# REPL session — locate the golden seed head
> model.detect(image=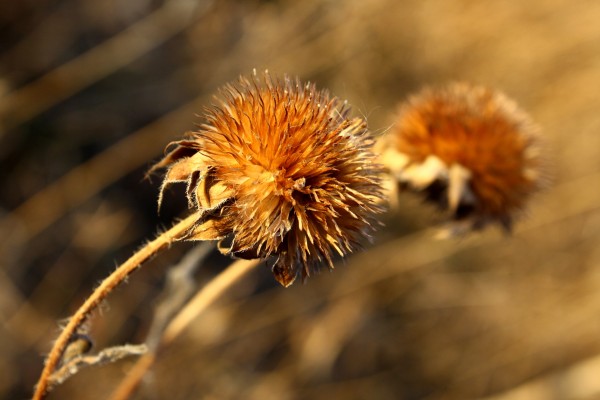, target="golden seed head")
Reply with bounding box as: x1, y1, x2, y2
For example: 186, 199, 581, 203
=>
152, 72, 384, 286
386, 82, 545, 234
